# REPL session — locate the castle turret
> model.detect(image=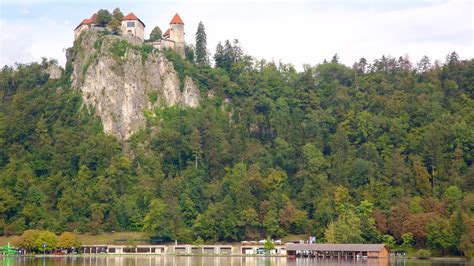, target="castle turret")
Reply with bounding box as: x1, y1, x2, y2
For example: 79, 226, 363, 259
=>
169, 13, 185, 57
